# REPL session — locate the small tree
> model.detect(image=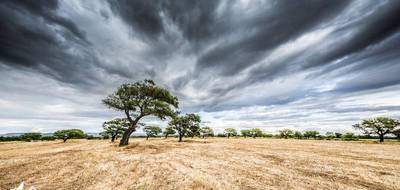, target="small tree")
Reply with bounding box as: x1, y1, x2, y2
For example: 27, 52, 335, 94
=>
325, 132, 335, 140
169, 113, 201, 142
163, 126, 176, 138
143, 125, 162, 140
241, 129, 251, 138
249, 128, 263, 138
335, 133, 342, 138
303, 130, 319, 139
342, 132, 357, 141
294, 131, 302, 139
54, 129, 86, 142
200, 126, 214, 138
102, 118, 129, 142
279, 129, 294, 139
224, 128, 237, 138
103, 80, 178, 146
353, 117, 400, 142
